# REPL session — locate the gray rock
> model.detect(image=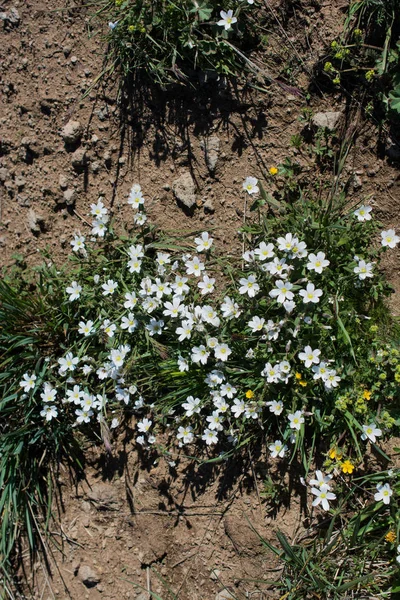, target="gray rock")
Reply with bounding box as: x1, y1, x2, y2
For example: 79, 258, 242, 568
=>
63, 46, 72, 57
15, 176, 26, 190
0, 7, 20, 25
352, 173, 362, 190
59, 175, 68, 190
172, 172, 196, 209
0, 167, 10, 182
63, 188, 76, 206
71, 147, 87, 171
215, 591, 235, 600
201, 135, 220, 173
204, 198, 215, 214
311, 111, 341, 131
27, 209, 44, 234
91, 161, 101, 174
61, 120, 83, 145
78, 565, 101, 588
